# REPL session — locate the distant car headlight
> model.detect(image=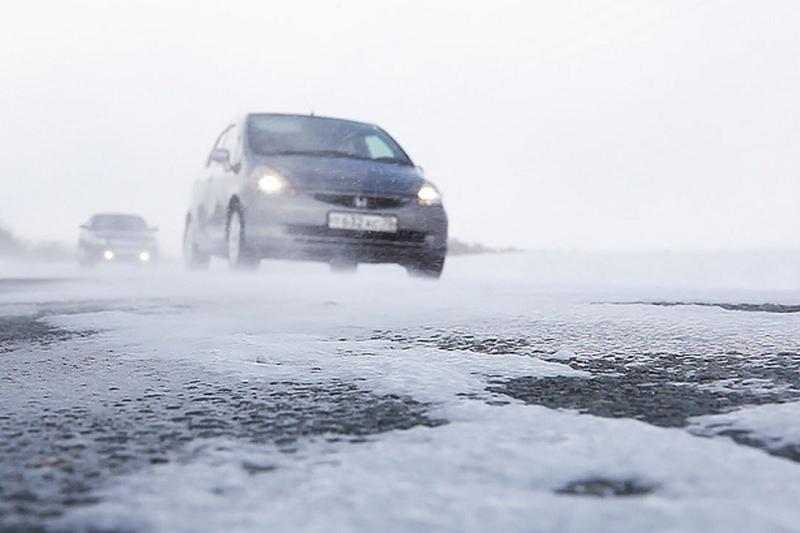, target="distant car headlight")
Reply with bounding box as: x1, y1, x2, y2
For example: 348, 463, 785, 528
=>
139, 251, 151, 262
417, 183, 442, 206
254, 169, 289, 195
103, 250, 114, 260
